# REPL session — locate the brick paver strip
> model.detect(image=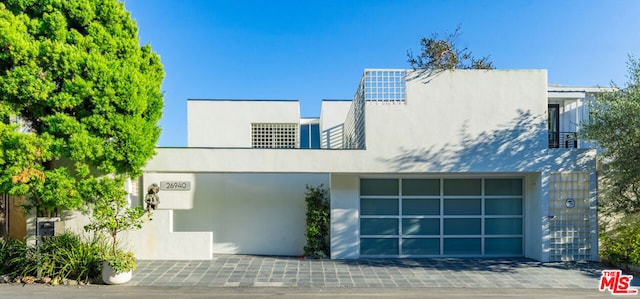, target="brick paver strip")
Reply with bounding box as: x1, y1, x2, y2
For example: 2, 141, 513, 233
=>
128, 255, 605, 289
